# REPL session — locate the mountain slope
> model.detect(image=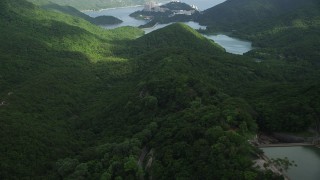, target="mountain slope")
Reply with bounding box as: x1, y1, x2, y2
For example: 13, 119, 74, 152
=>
132, 23, 225, 54
197, 0, 317, 31
1, 0, 319, 179
194, 0, 320, 134
0, 0, 142, 178
0, 1, 267, 179
197, 0, 320, 63
242, 5, 320, 62
41, 3, 123, 25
